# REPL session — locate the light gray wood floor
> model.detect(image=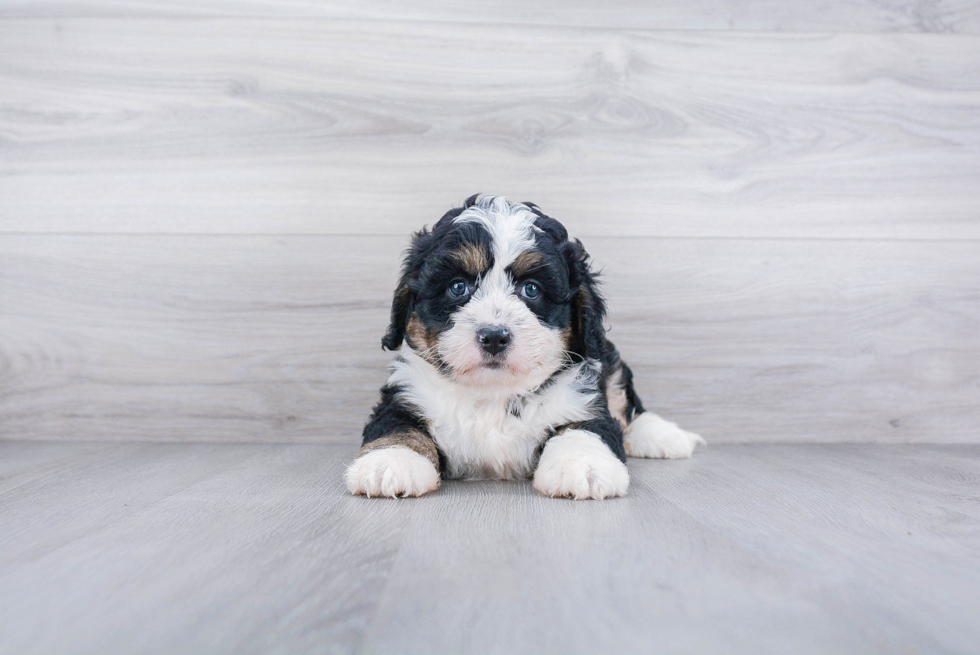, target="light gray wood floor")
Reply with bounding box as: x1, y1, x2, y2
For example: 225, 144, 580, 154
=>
1, 441, 978, 655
